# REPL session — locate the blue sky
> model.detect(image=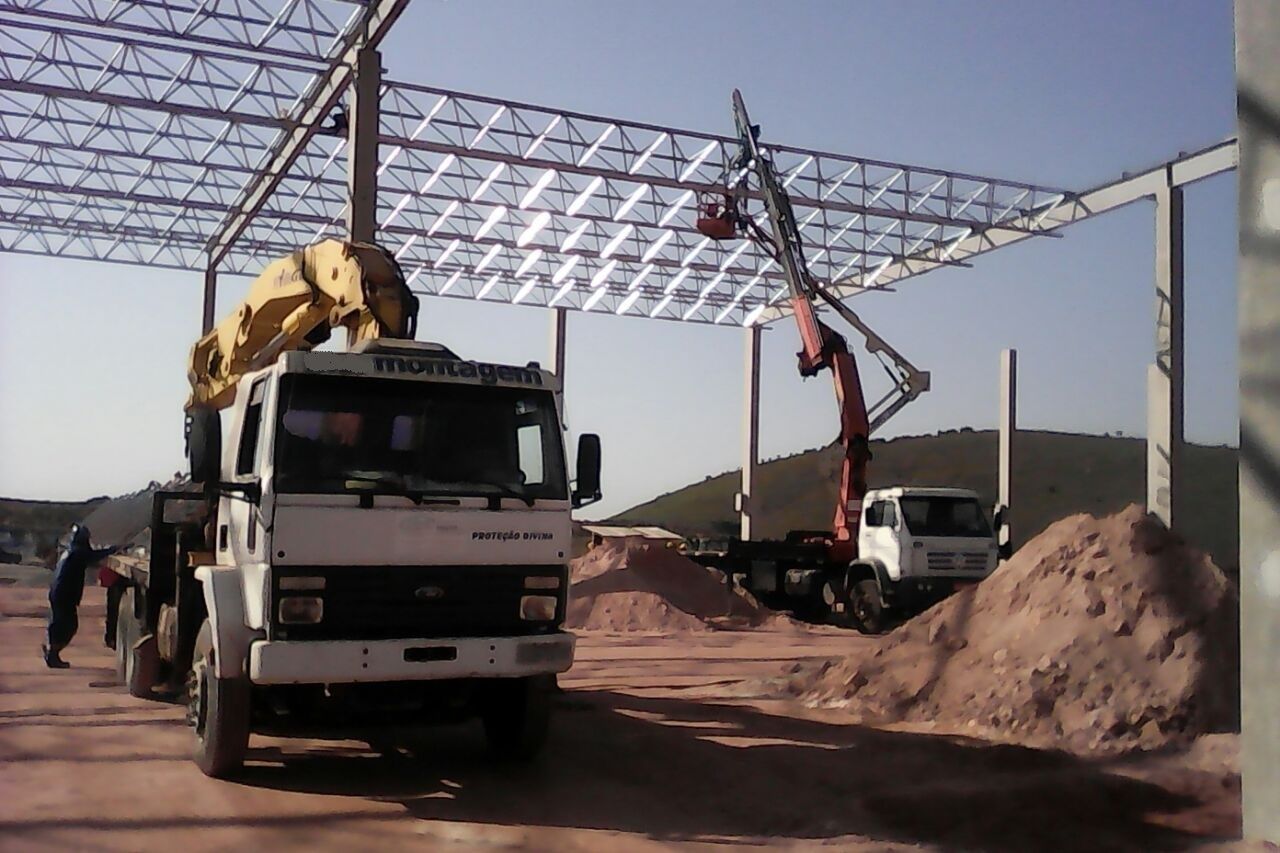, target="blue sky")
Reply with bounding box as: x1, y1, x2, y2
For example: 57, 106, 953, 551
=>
0, 1, 1238, 519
